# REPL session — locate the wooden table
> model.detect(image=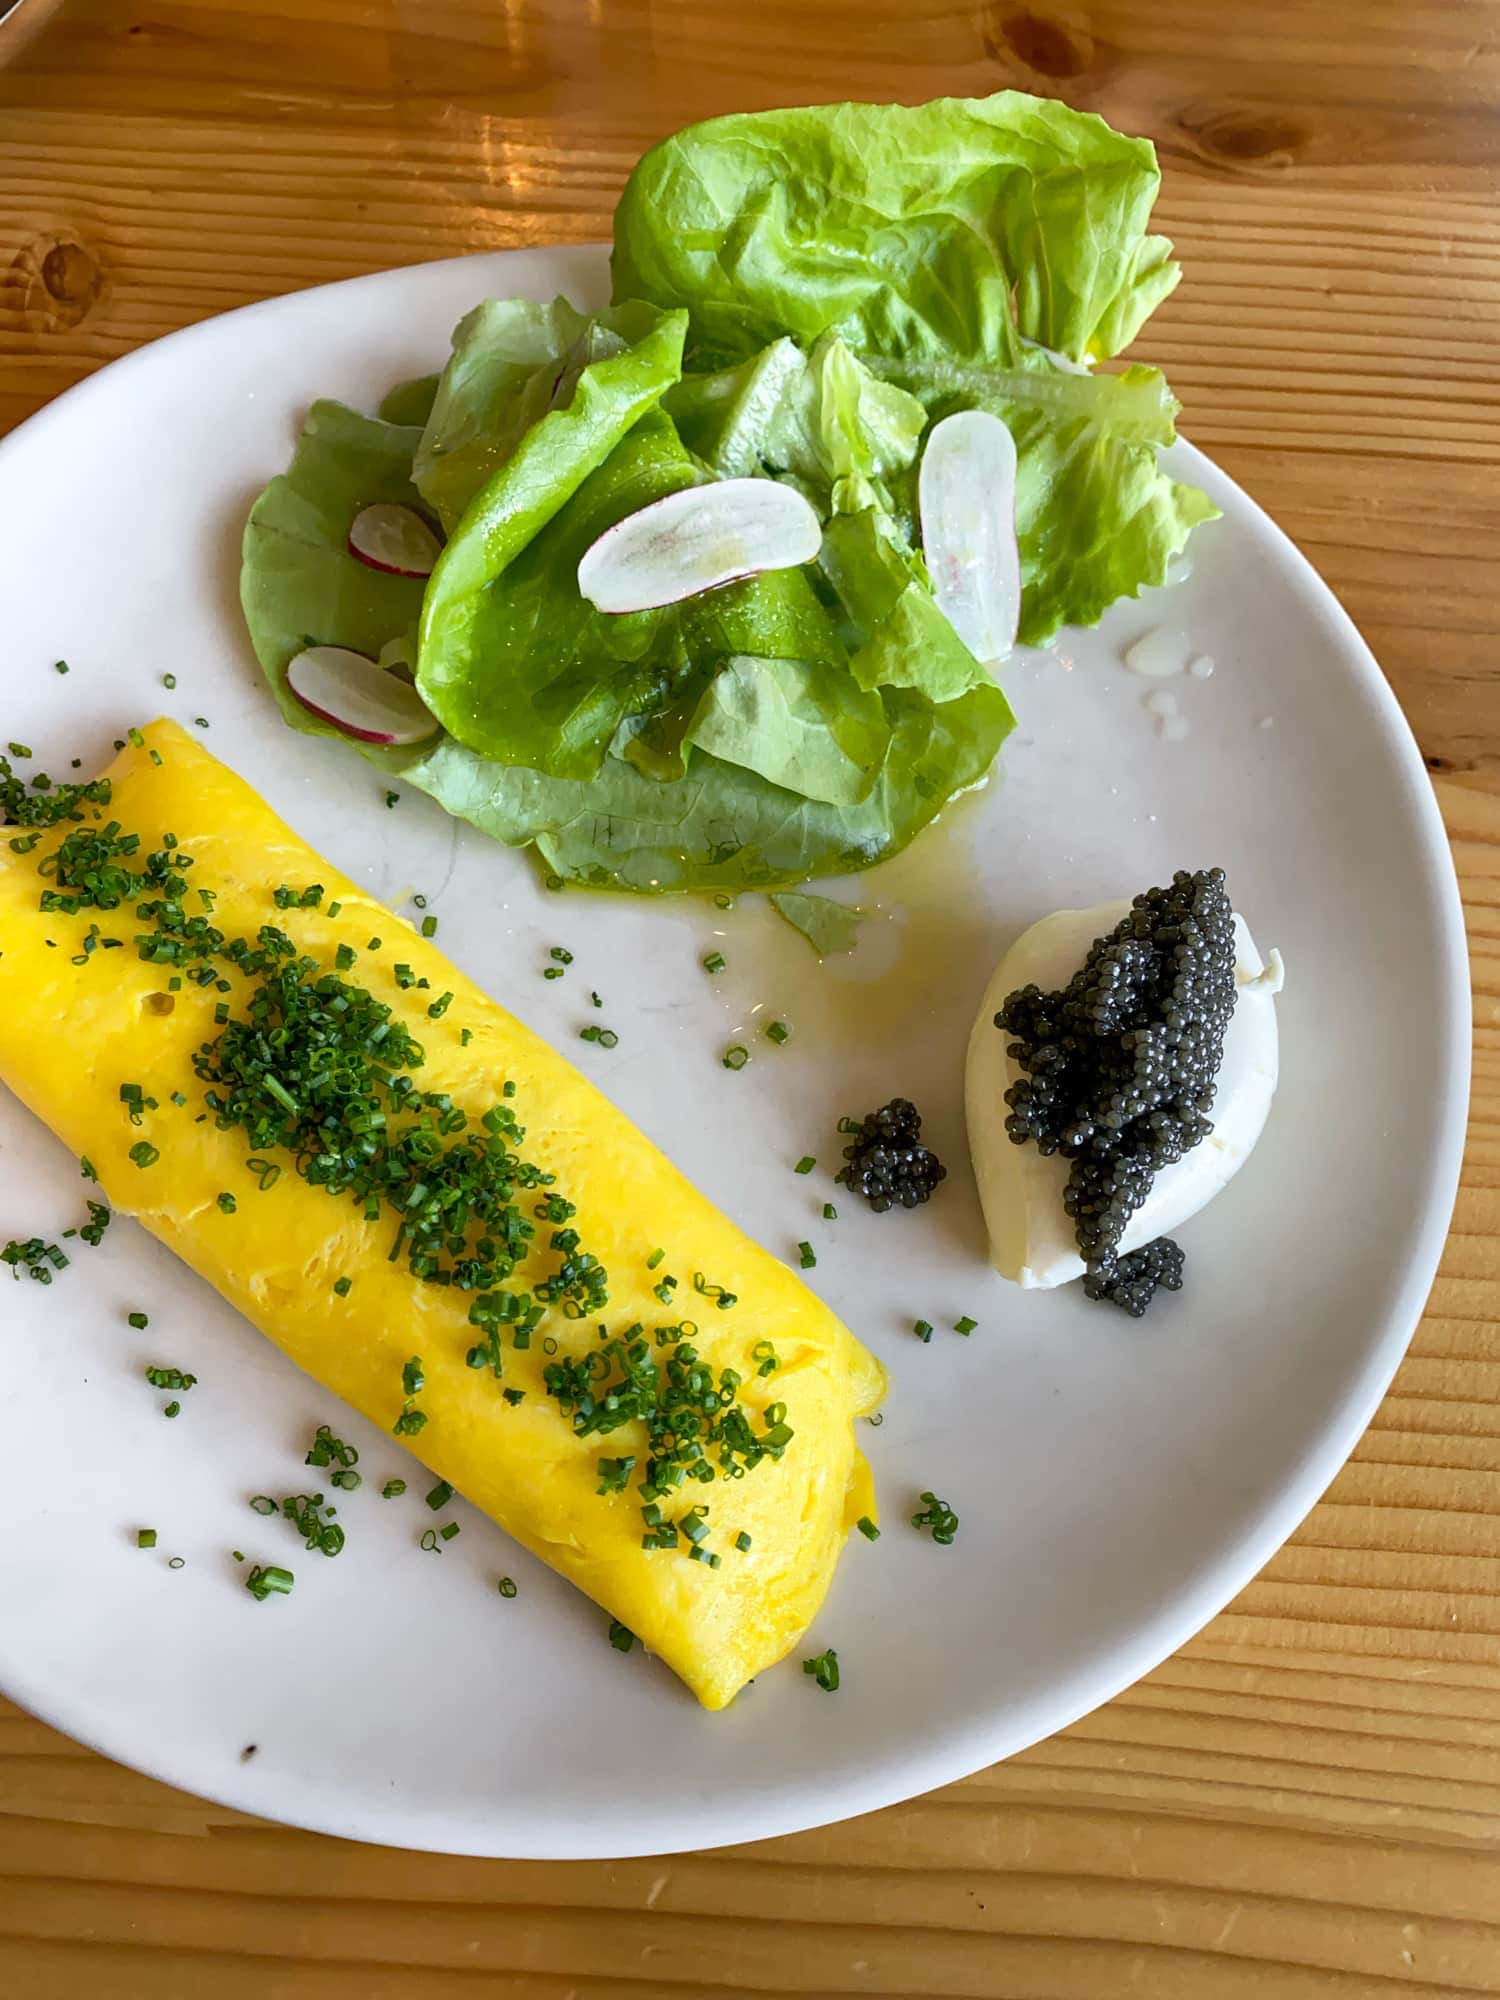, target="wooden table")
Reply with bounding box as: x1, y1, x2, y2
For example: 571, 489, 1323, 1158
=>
2, 1, 1498, 1991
